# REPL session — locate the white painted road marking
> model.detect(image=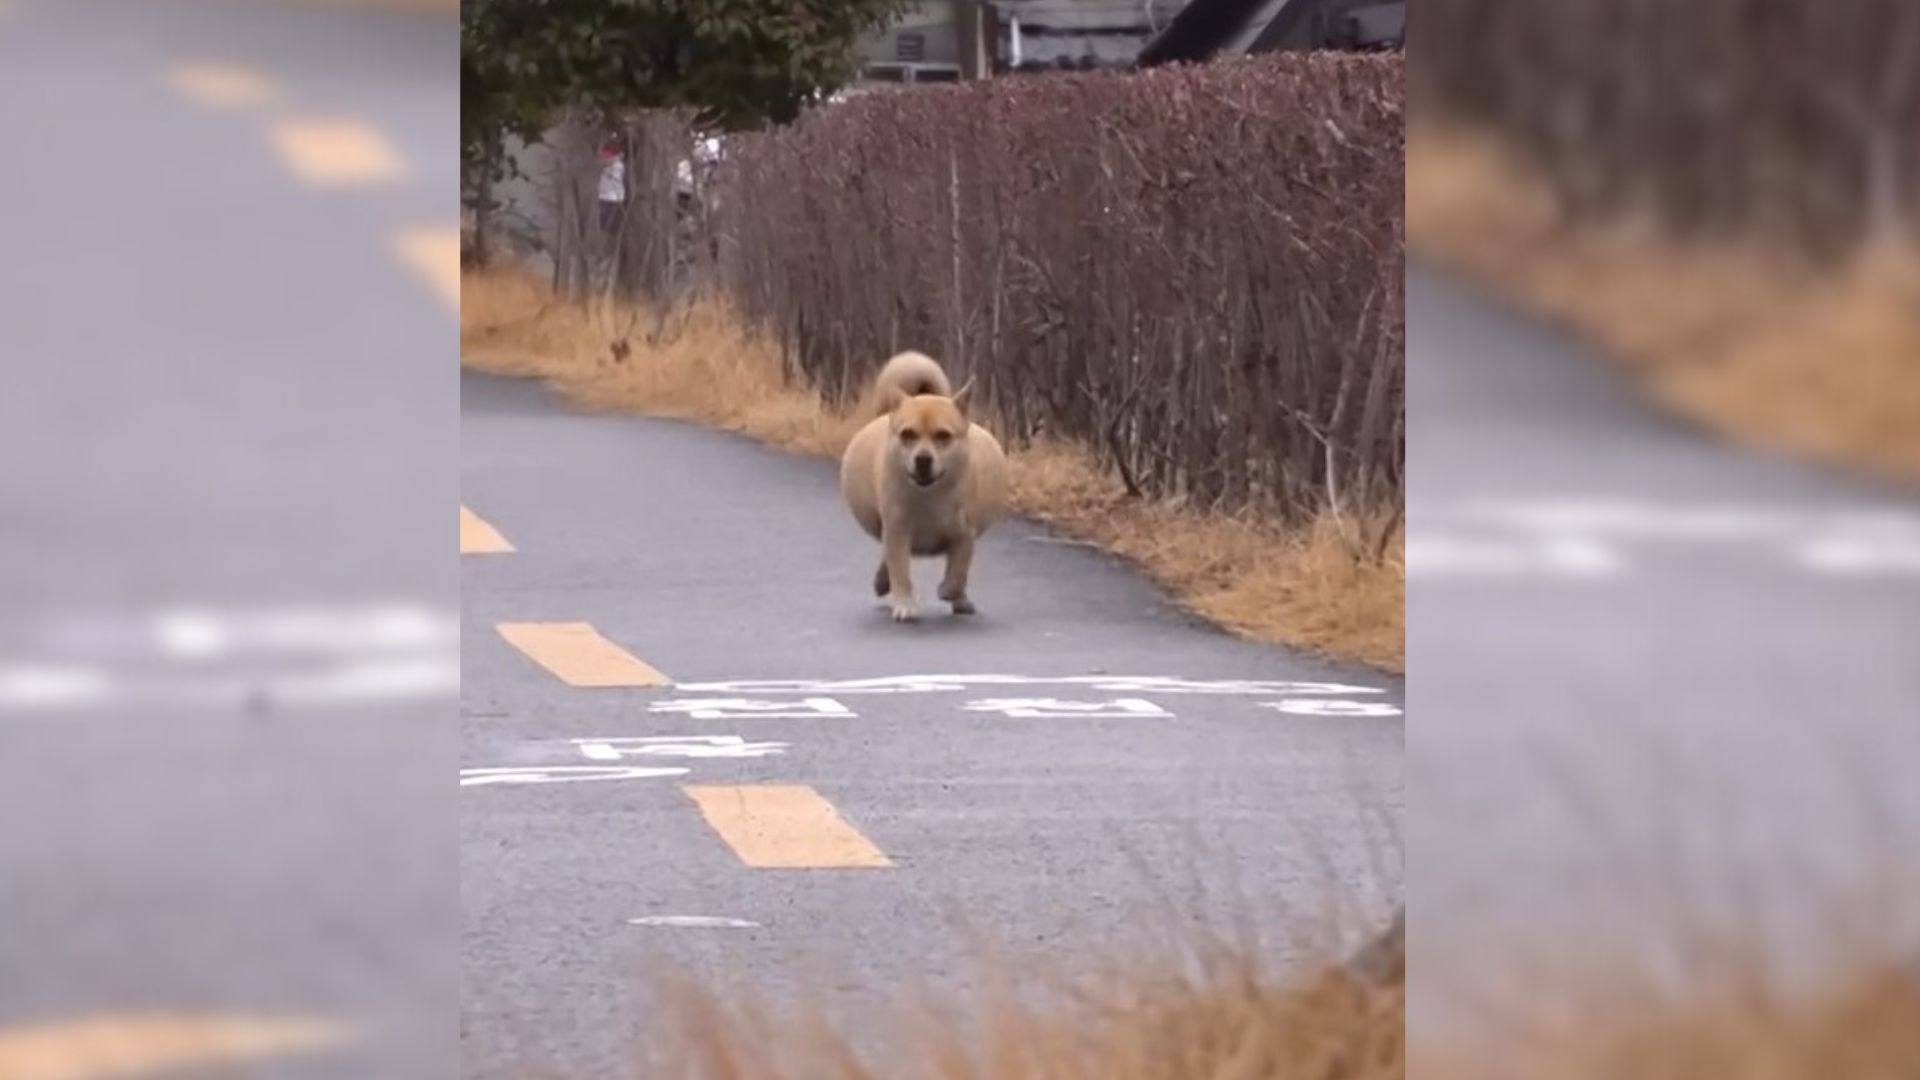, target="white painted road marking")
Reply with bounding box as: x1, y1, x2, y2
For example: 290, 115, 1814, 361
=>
646, 697, 852, 720
1416, 497, 1920, 578
460, 766, 690, 788
1798, 535, 1920, 575
672, 675, 1387, 696
1450, 497, 1920, 540
626, 915, 761, 929
962, 697, 1171, 719
1408, 535, 1623, 578
2, 603, 458, 712
0, 665, 110, 708
1262, 699, 1404, 718
0, 660, 459, 712
150, 604, 455, 658
33, 603, 456, 658
273, 658, 459, 703
573, 735, 789, 760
